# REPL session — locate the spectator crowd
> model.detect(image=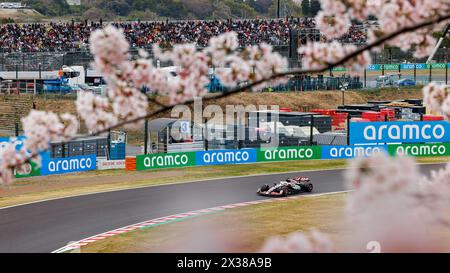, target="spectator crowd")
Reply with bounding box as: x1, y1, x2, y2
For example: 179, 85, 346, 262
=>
0, 18, 367, 53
